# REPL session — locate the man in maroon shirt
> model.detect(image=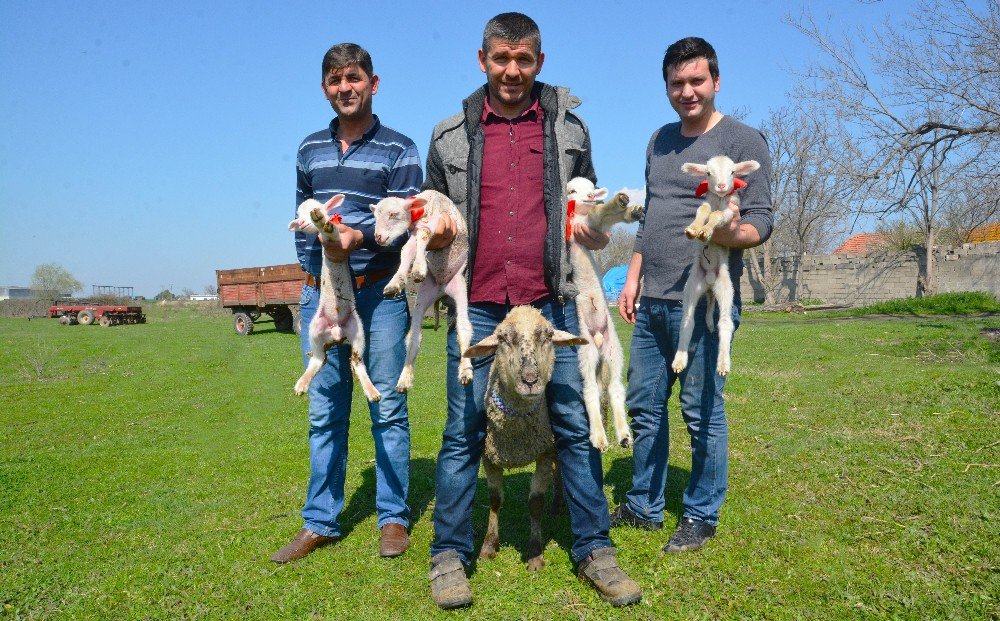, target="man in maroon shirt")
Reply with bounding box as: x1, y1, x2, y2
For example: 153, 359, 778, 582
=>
422, 12, 642, 610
